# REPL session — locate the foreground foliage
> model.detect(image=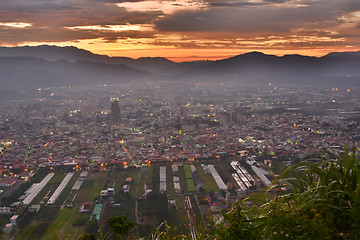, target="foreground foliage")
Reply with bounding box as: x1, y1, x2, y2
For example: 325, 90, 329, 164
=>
107, 216, 137, 239
214, 149, 360, 240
